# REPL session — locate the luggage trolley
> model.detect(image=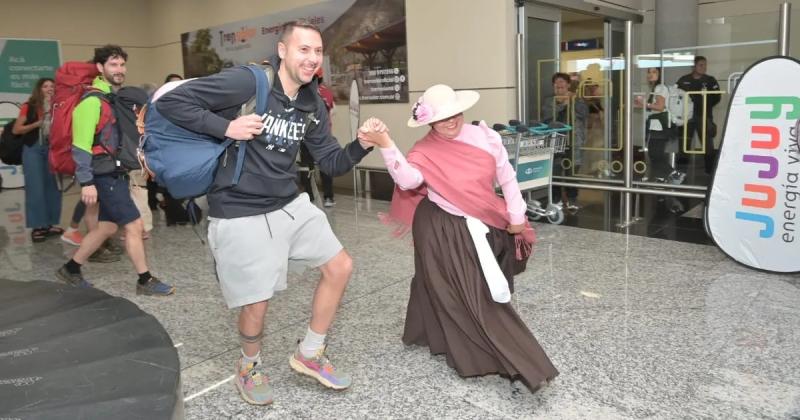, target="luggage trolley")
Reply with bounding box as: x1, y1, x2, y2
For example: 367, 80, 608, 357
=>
493, 120, 571, 224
